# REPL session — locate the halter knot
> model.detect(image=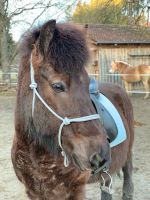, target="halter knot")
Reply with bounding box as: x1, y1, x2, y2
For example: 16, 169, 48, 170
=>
30, 82, 37, 89
63, 117, 71, 125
